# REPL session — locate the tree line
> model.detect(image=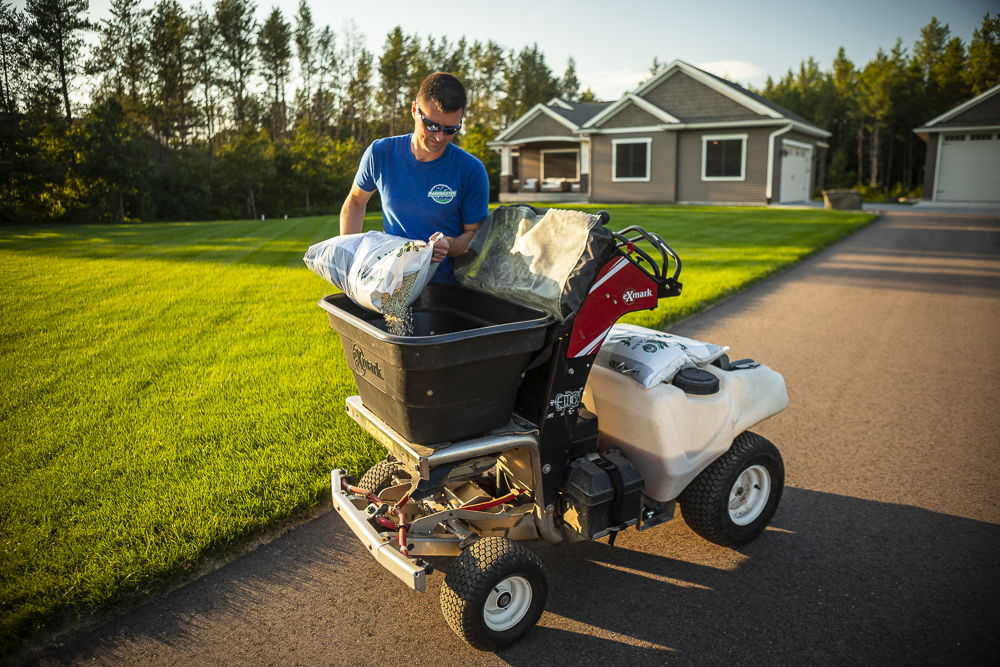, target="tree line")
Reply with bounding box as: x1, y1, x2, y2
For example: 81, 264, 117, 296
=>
1, 1, 997, 224
752, 15, 999, 198
0, 0, 584, 223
